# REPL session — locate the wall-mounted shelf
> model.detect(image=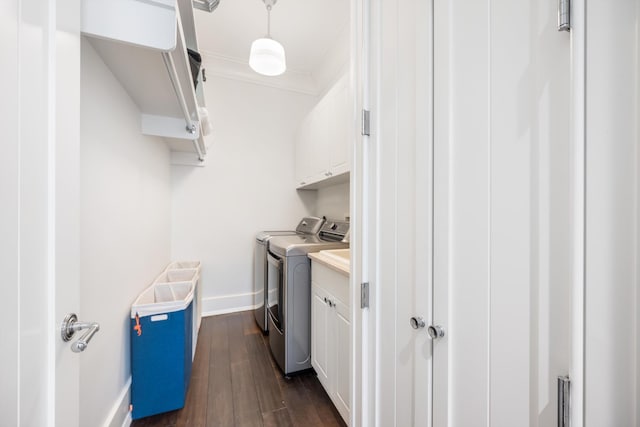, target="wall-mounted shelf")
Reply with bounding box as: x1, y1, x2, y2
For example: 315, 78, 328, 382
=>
82, 0, 209, 164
